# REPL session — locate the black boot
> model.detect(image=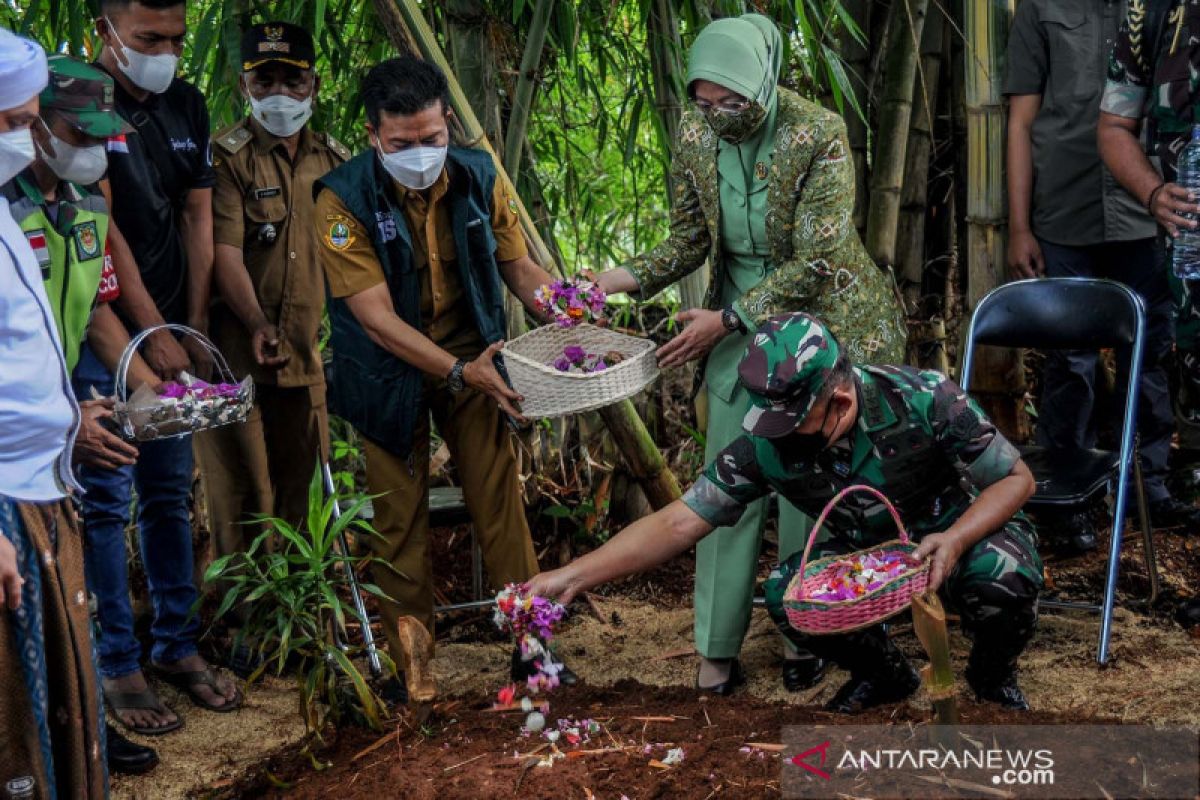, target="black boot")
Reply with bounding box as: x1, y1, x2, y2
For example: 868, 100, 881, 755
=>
965, 637, 1031, 712
106, 724, 158, 775
511, 645, 578, 686
1176, 596, 1200, 628
781, 655, 827, 692
823, 634, 919, 715
377, 673, 408, 706
696, 658, 745, 696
